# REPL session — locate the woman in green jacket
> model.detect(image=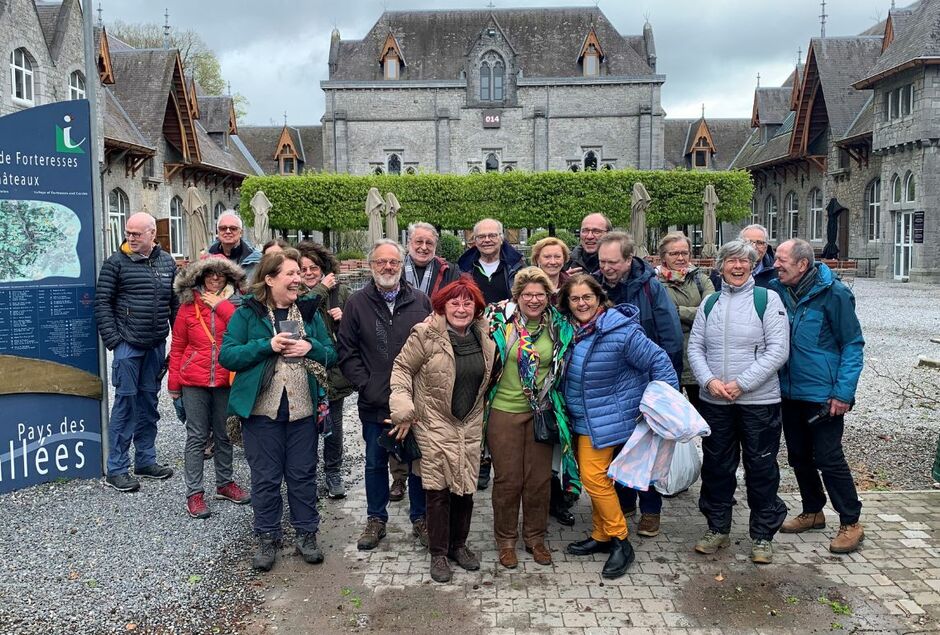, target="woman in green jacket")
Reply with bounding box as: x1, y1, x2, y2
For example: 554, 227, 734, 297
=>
219, 249, 336, 573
